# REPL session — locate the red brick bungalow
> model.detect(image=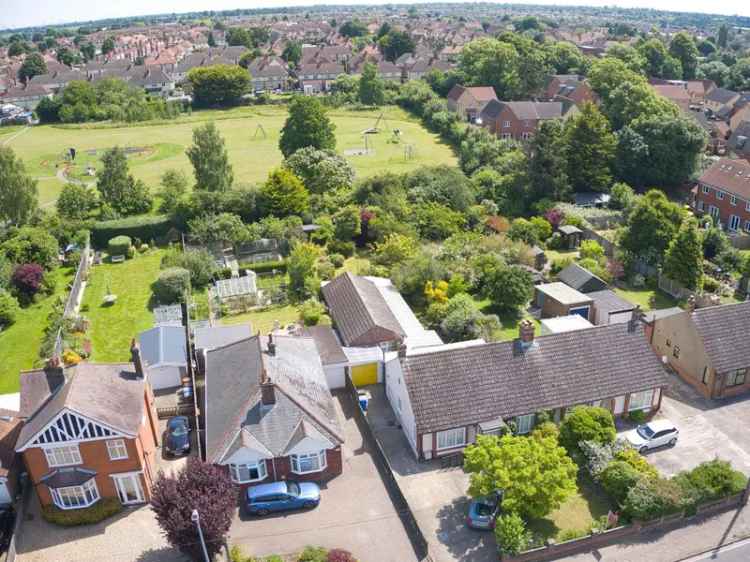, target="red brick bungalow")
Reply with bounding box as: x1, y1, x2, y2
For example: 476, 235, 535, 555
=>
203, 334, 343, 488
